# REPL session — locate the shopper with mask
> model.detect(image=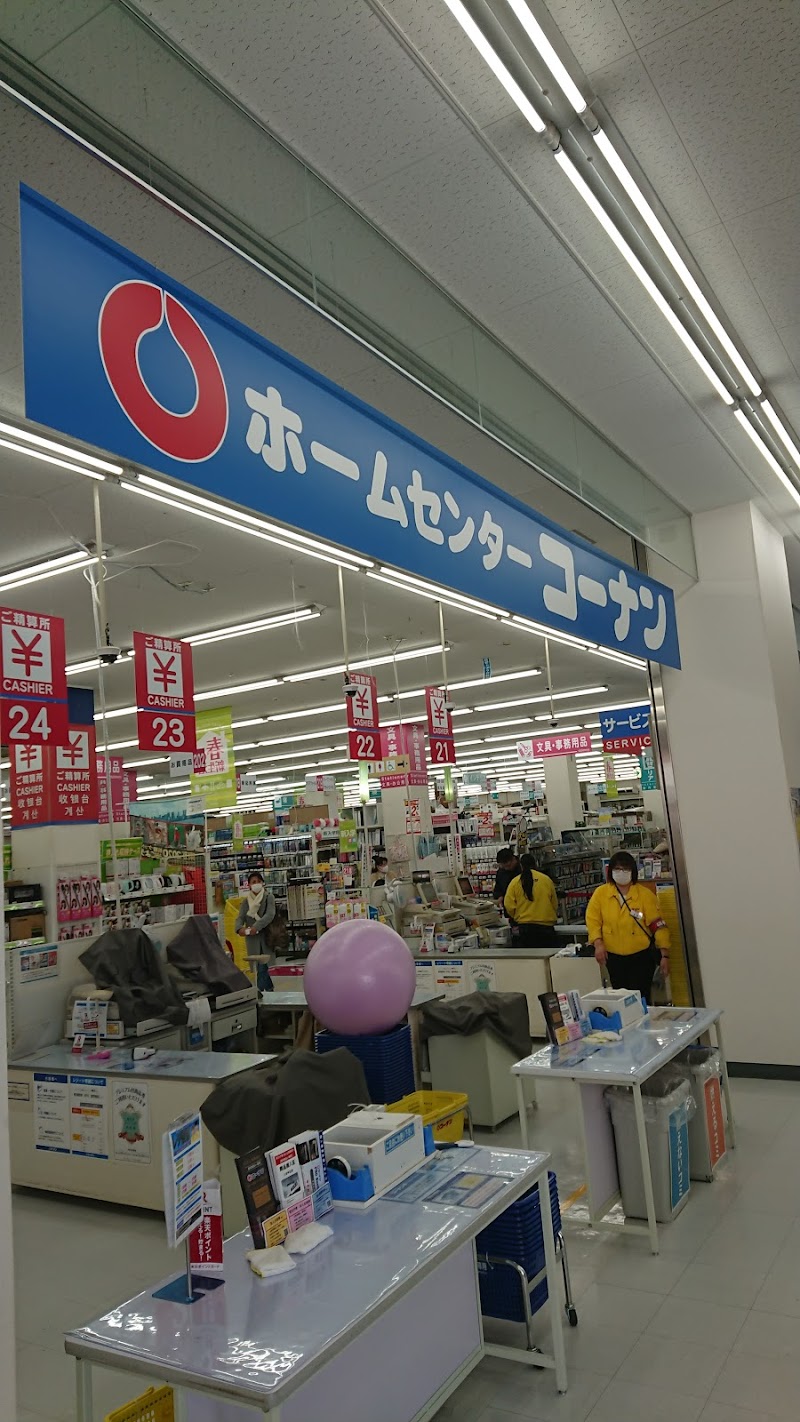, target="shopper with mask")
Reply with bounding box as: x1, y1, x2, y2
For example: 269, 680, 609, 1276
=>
586, 850, 669, 1003
235, 871, 277, 993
